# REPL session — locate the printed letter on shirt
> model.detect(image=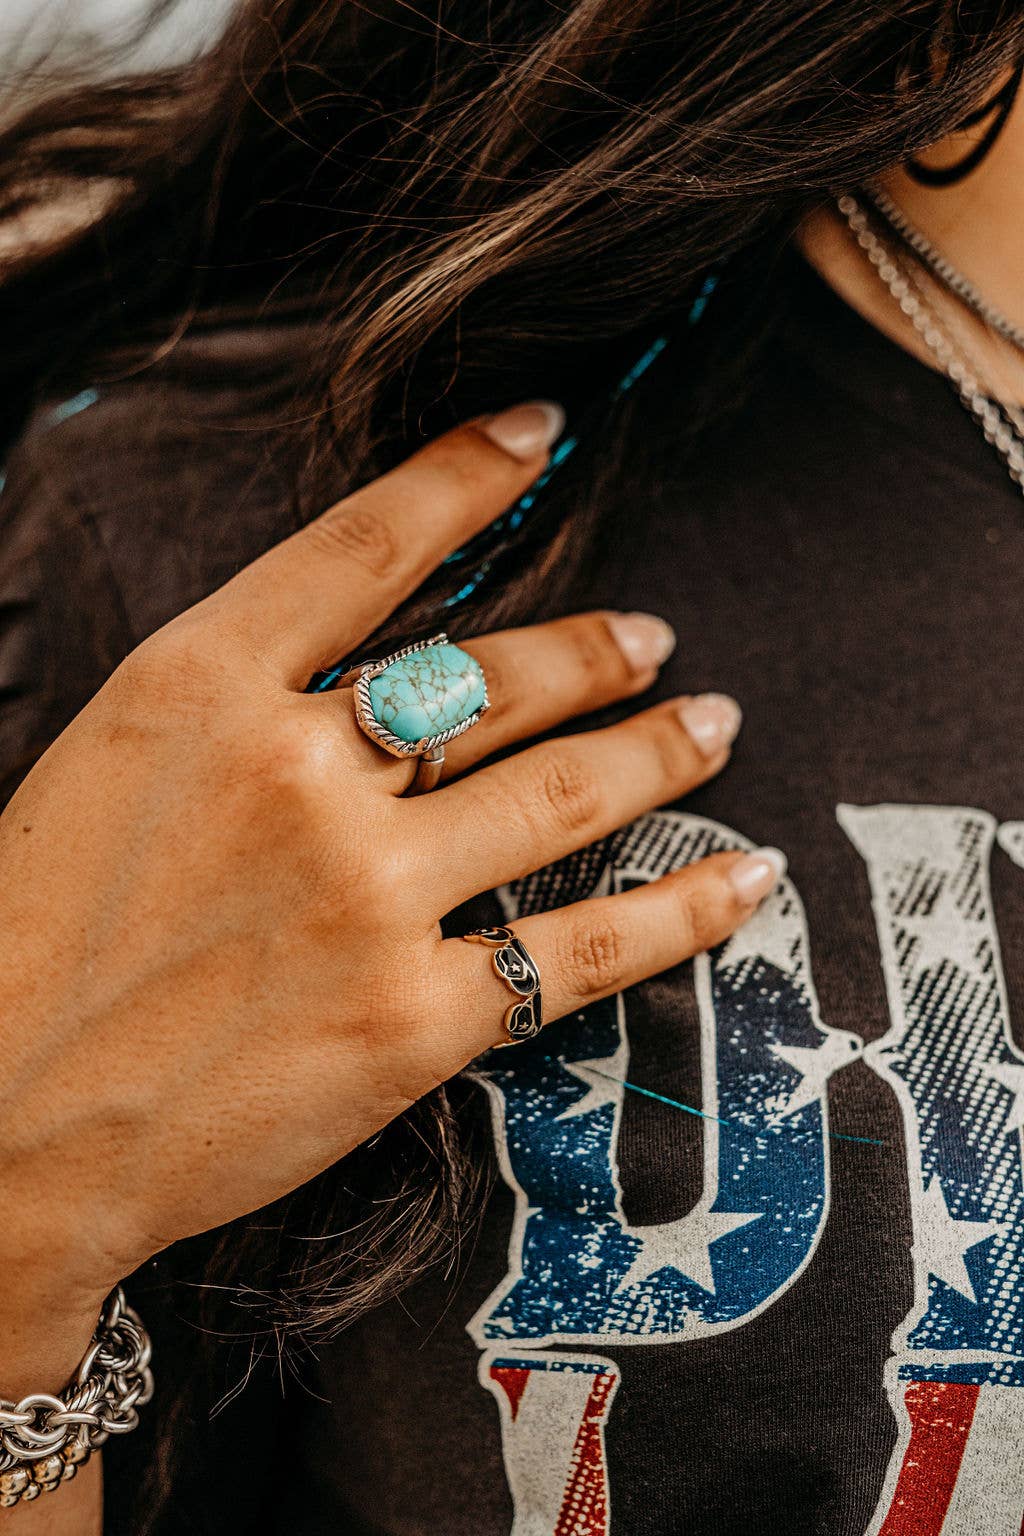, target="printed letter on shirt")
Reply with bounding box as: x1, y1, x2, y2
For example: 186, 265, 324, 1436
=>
471, 811, 861, 1532
480, 1353, 619, 1536
840, 805, 1024, 1536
